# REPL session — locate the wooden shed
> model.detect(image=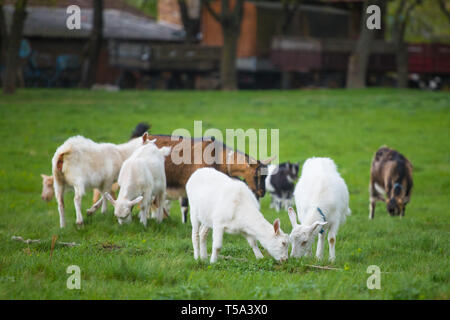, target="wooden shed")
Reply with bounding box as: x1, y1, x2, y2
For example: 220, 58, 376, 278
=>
2, 1, 185, 88
201, 1, 365, 61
